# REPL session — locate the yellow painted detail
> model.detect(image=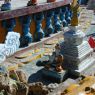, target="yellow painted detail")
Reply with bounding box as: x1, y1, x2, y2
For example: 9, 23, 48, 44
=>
8, 64, 18, 71
16, 49, 42, 59
34, 49, 41, 53
16, 50, 34, 59
66, 84, 79, 92
23, 52, 44, 64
